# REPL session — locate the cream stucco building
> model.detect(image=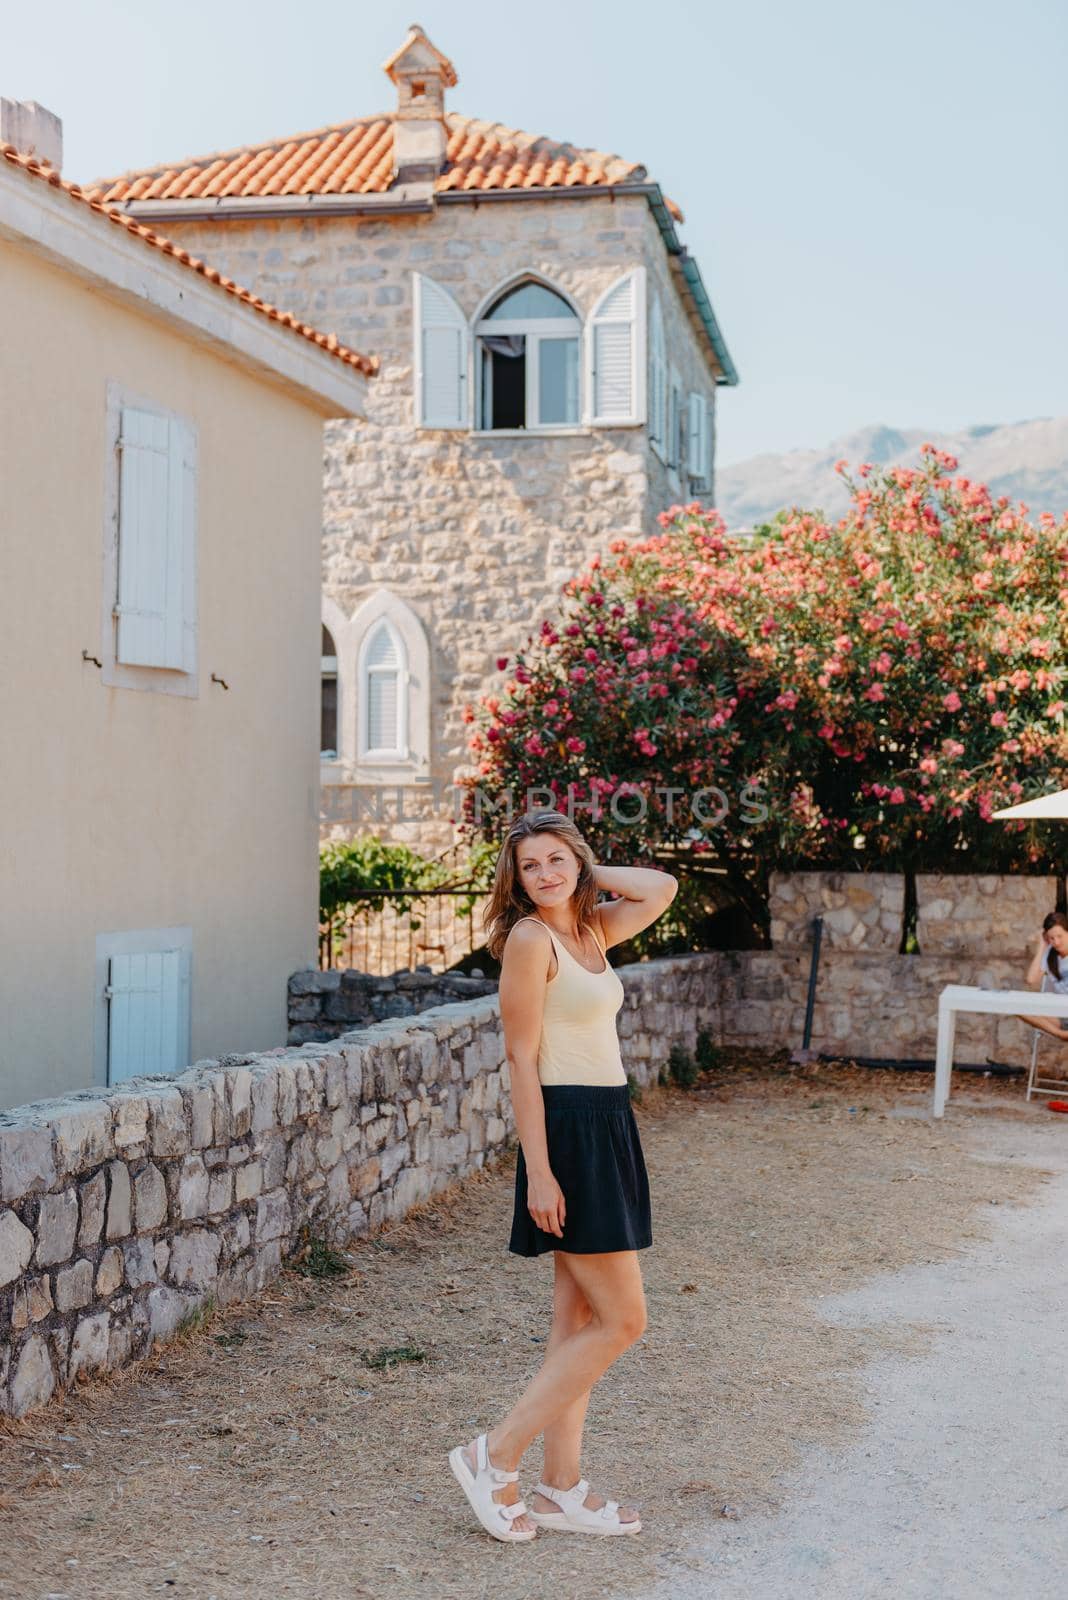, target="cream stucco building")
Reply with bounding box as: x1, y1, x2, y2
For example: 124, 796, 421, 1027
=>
0, 109, 373, 1110
94, 26, 738, 855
